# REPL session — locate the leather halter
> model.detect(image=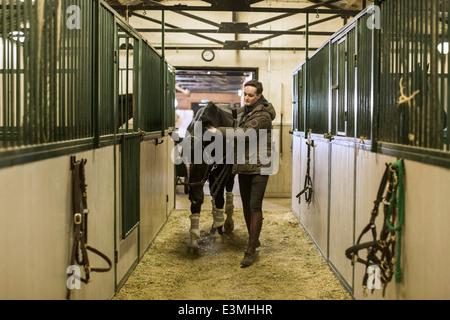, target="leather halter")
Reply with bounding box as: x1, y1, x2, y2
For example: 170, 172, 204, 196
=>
296, 131, 314, 205
345, 160, 404, 297
66, 156, 112, 300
